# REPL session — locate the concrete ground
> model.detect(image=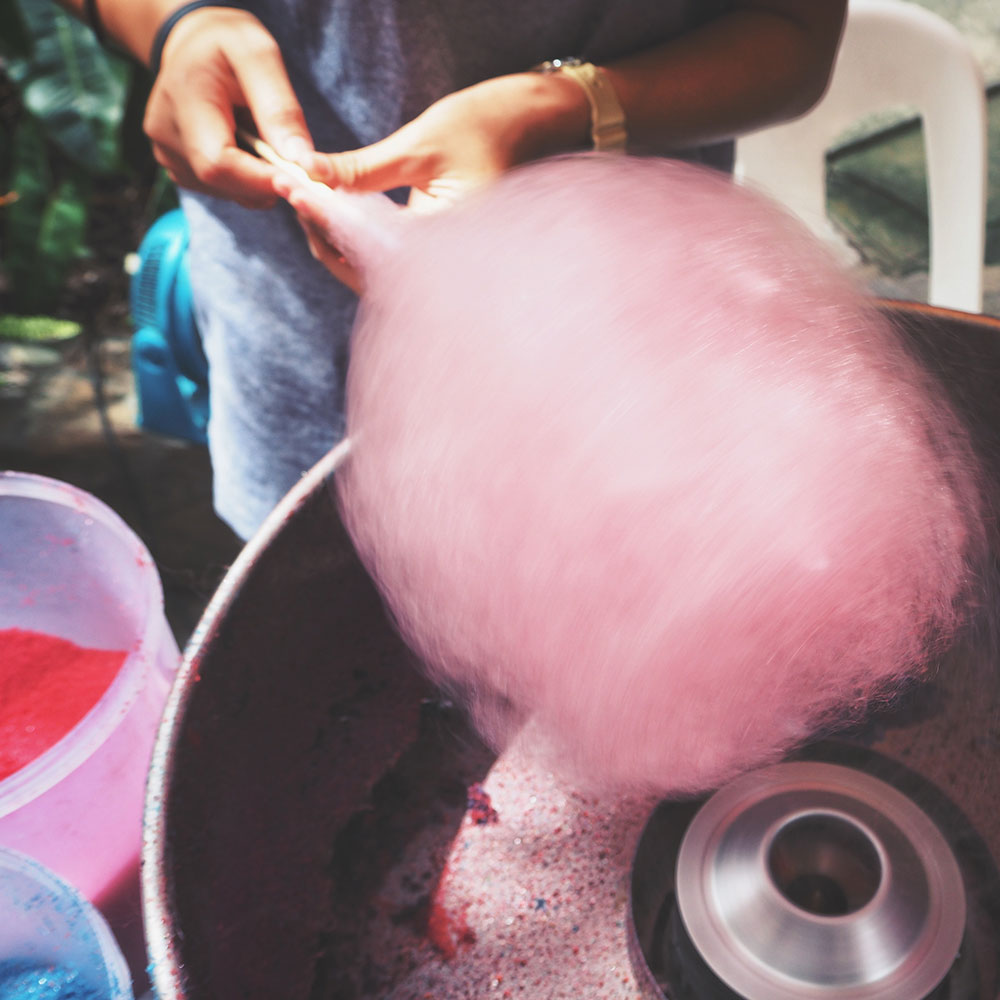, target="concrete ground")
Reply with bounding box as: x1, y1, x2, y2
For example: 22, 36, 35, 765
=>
0, 333, 243, 645
1, 0, 999, 649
